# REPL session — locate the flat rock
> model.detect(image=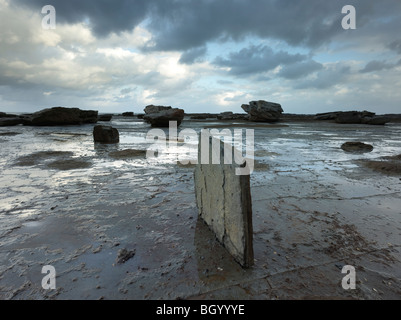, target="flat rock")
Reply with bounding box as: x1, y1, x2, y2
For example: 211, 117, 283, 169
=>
143, 108, 185, 127
144, 105, 172, 114
26, 107, 98, 126
341, 142, 374, 153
